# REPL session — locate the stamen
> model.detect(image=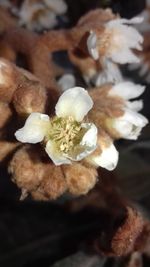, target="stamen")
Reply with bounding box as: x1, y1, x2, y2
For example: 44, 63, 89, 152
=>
48, 116, 84, 153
